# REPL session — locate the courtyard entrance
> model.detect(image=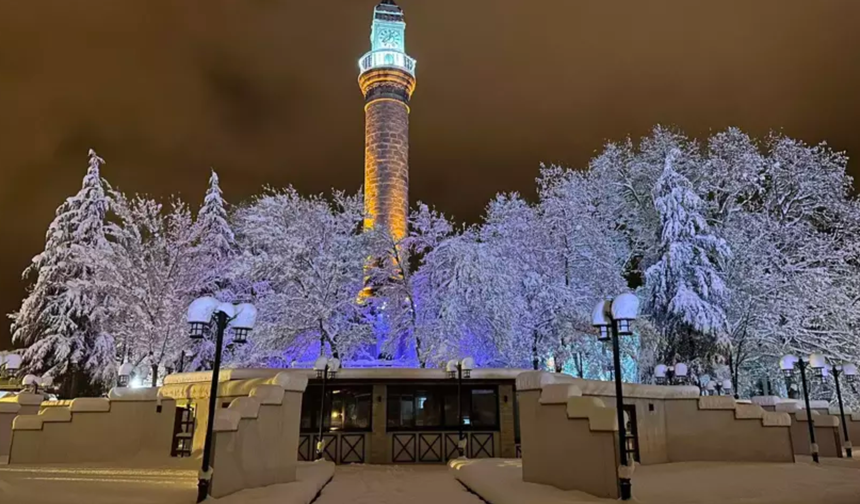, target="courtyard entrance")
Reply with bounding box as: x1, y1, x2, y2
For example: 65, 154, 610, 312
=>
313, 464, 483, 504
